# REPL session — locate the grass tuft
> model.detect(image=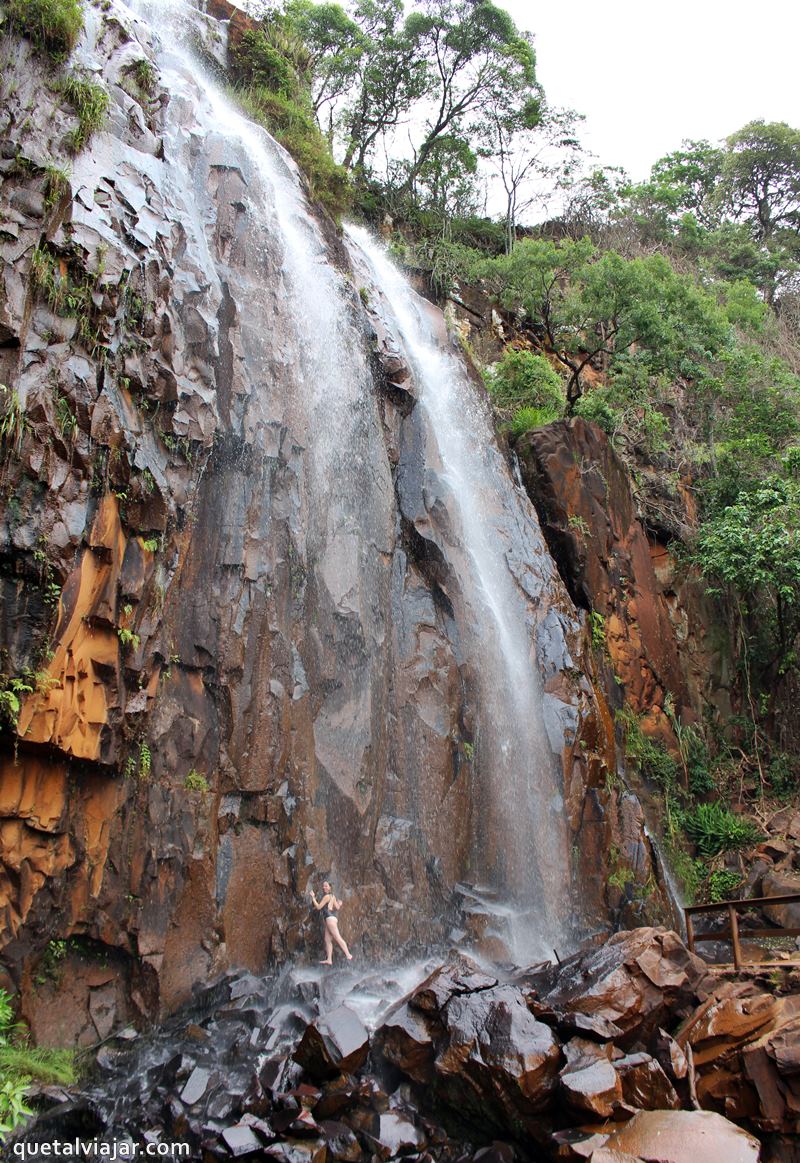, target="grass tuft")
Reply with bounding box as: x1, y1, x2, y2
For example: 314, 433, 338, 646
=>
56, 73, 109, 152
5, 0, 84, 60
